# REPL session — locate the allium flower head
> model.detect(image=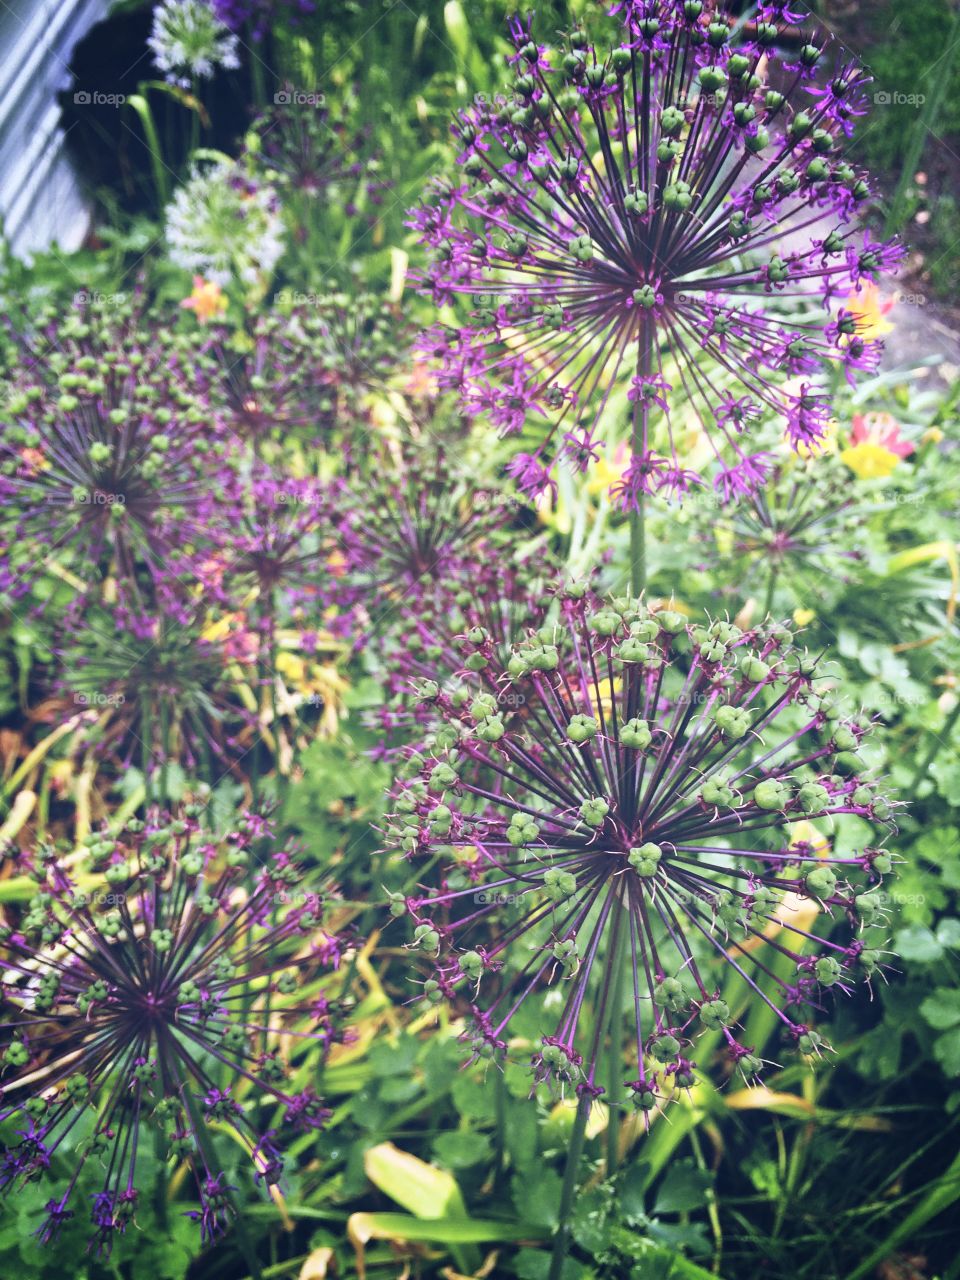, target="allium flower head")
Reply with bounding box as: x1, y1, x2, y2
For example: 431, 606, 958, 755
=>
212, 0, 314, 42
387, 590, 898, 1108
193, 295, 405, 449
166, 161, 285, 288
247, 91, 383, 204
149, 0, 240, 87
220, 474, 333, 591
0, 813, 340, 1249
60, 605, 239, 779
336, 443, 514, 611
410, 3, 902, 504
0, 298, 219, 603
697, 448, 869, 599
